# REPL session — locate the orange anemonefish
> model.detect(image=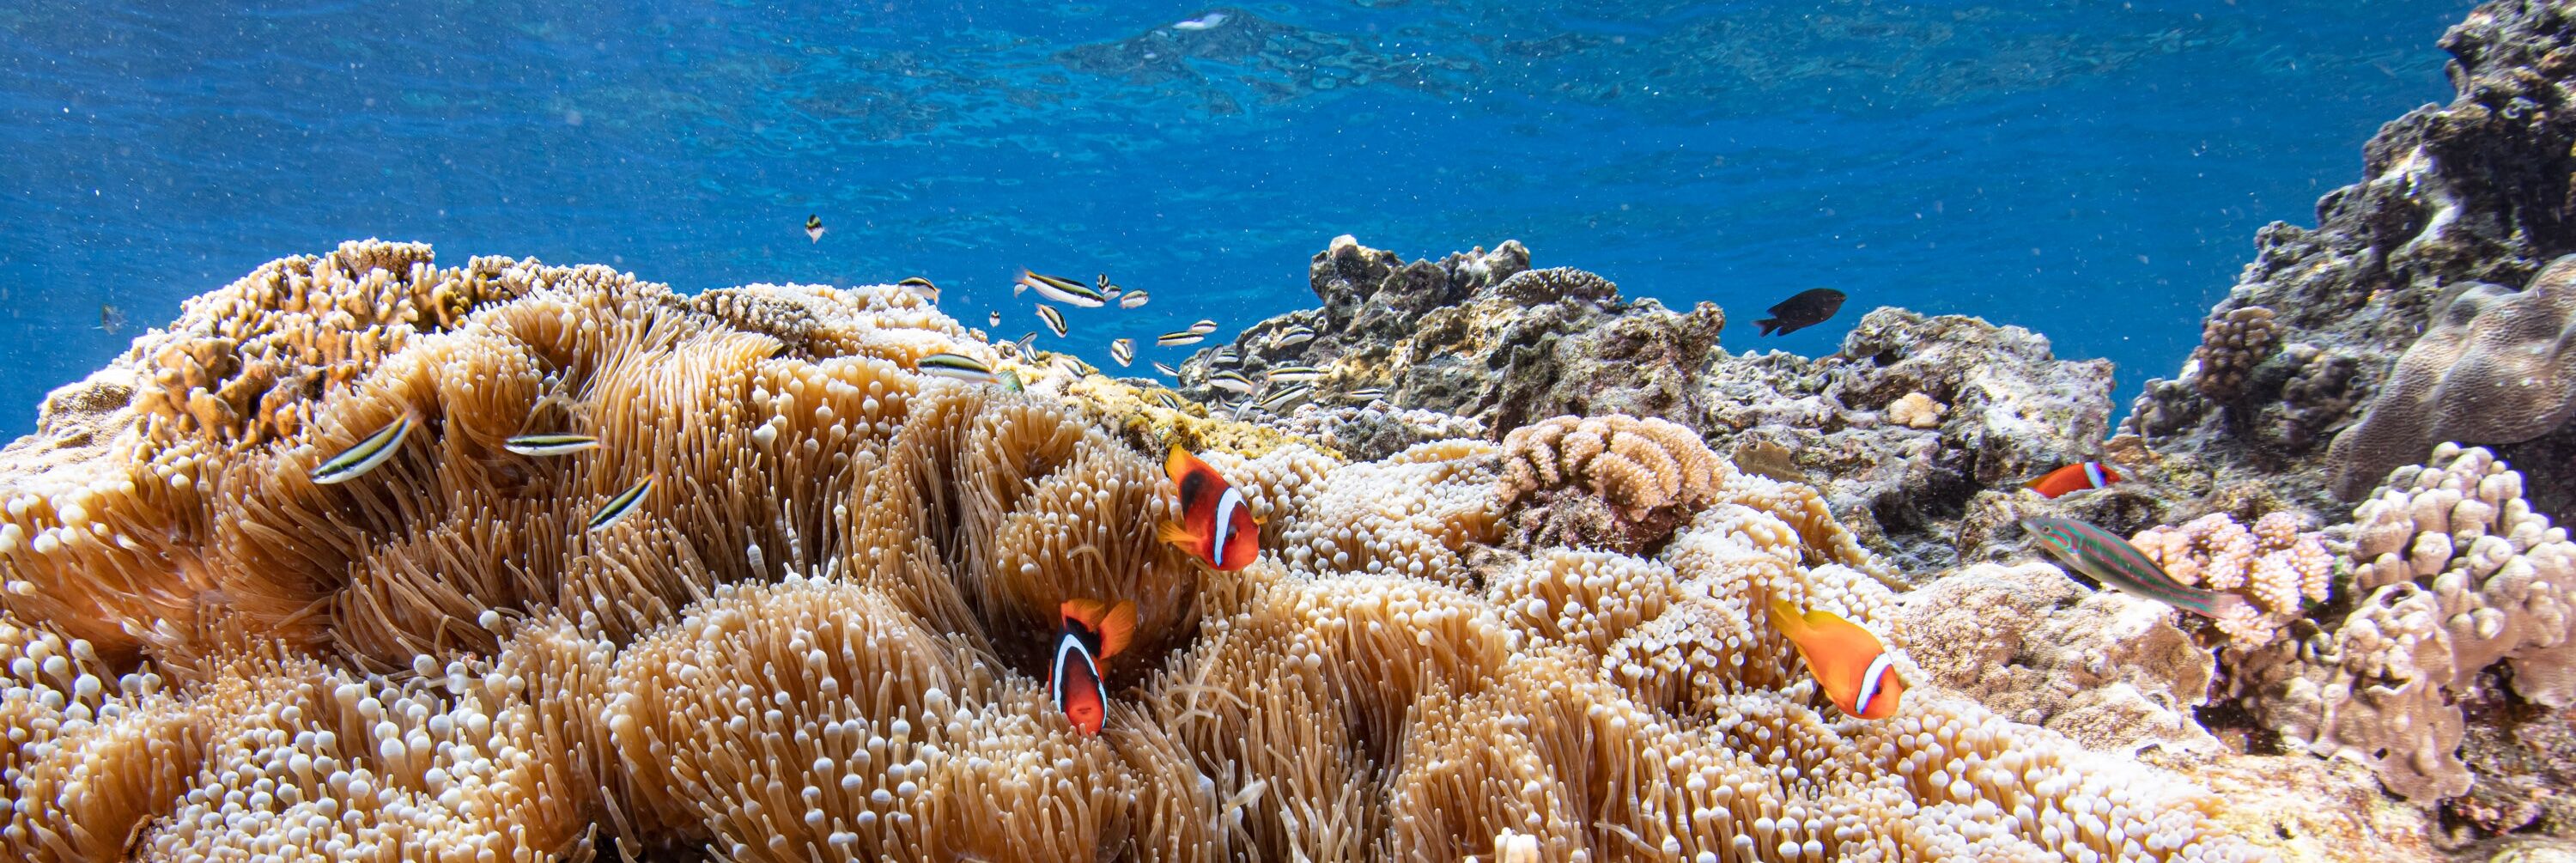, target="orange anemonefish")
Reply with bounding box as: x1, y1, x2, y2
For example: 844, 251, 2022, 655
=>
1770, 599, 1905, 720
2025, 461, 2123, 499
1157, 447, 1262, 571
1051, 599, 1136, 735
